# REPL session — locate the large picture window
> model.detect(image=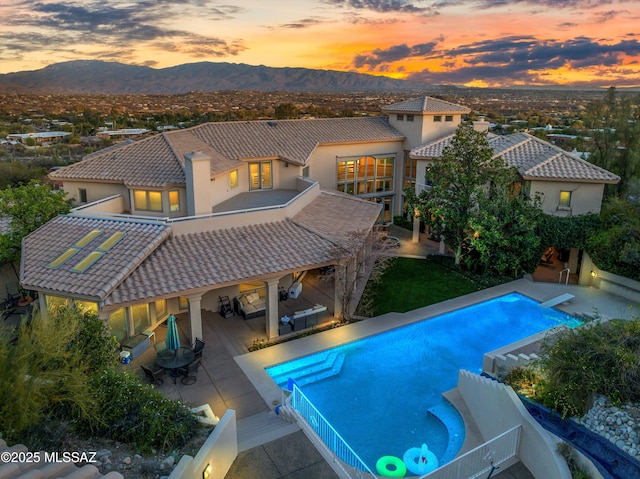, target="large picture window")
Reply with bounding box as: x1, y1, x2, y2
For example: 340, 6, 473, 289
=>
133, 190, 163, 212
249, 161, 272, 190
337, 156, 394, 196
